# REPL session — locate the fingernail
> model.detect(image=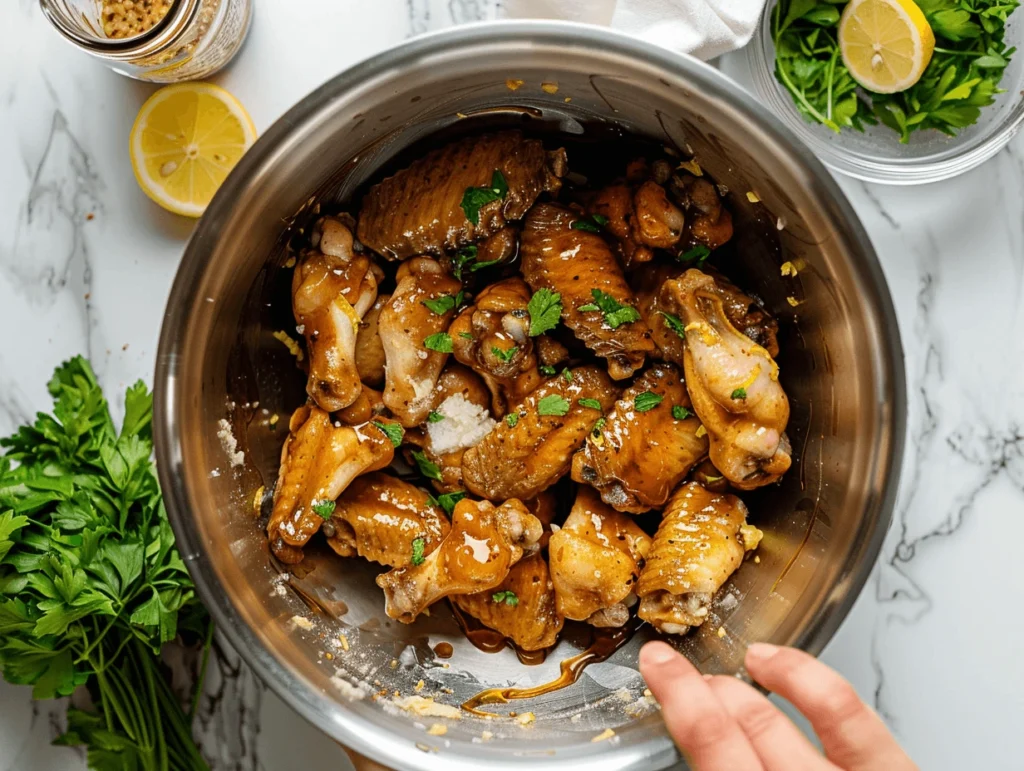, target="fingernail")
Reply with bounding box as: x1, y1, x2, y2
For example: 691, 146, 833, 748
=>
746, 643, 779, 662
702, 673, 714, 681
640, 641, 677, 666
